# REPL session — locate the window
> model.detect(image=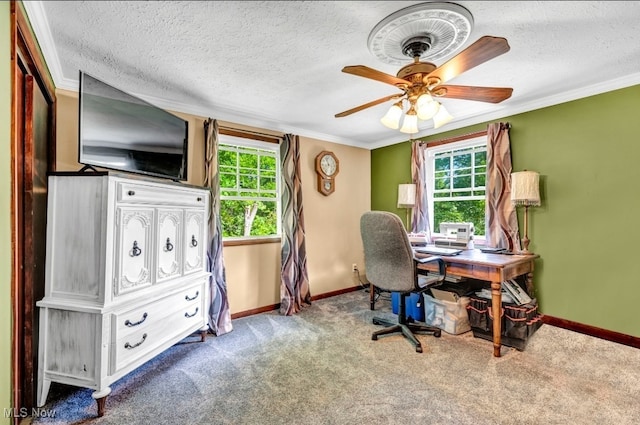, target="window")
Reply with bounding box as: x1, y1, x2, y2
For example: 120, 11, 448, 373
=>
424, 135, 487, 237
218, 135, 281, 240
